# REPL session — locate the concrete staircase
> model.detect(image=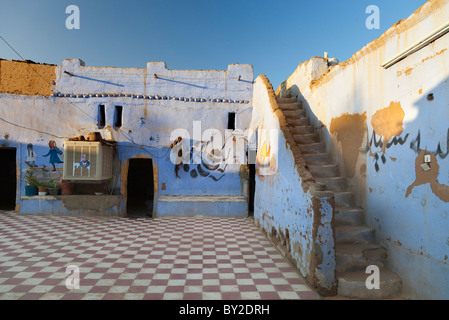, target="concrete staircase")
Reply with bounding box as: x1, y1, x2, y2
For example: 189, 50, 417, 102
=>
276, 96, 403, 299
